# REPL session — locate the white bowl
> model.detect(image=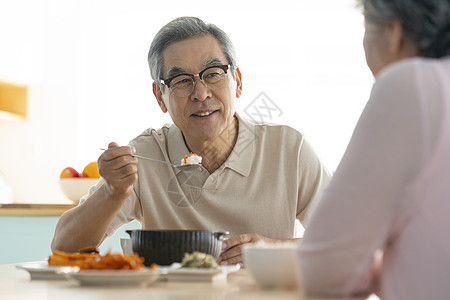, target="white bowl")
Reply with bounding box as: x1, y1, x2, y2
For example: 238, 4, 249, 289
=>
59, 178, 98, 203
243, 242, 300, 290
